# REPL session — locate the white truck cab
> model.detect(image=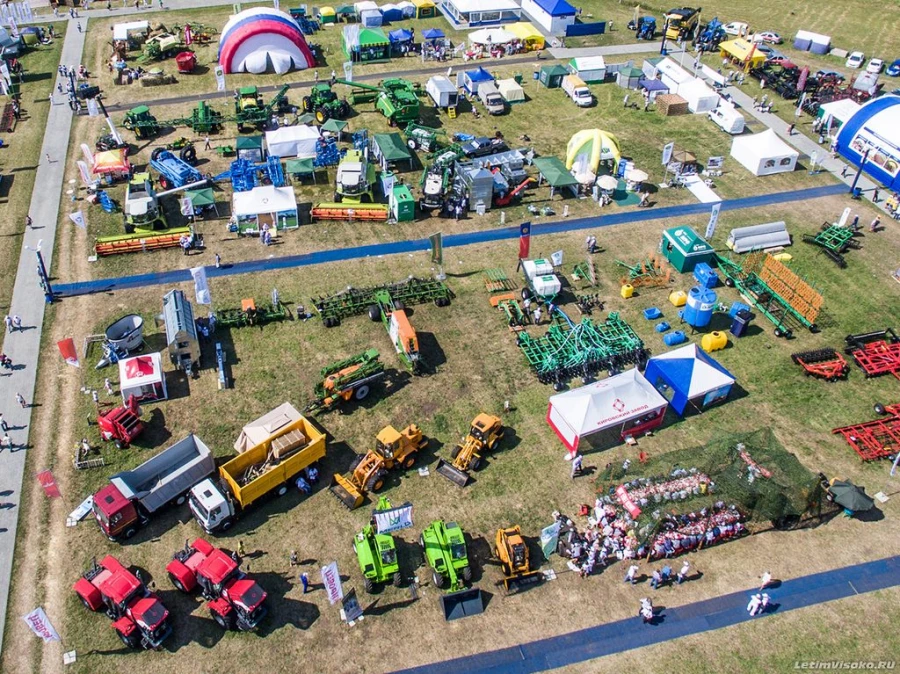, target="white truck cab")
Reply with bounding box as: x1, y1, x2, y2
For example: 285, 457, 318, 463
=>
562, 75, 593, 107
